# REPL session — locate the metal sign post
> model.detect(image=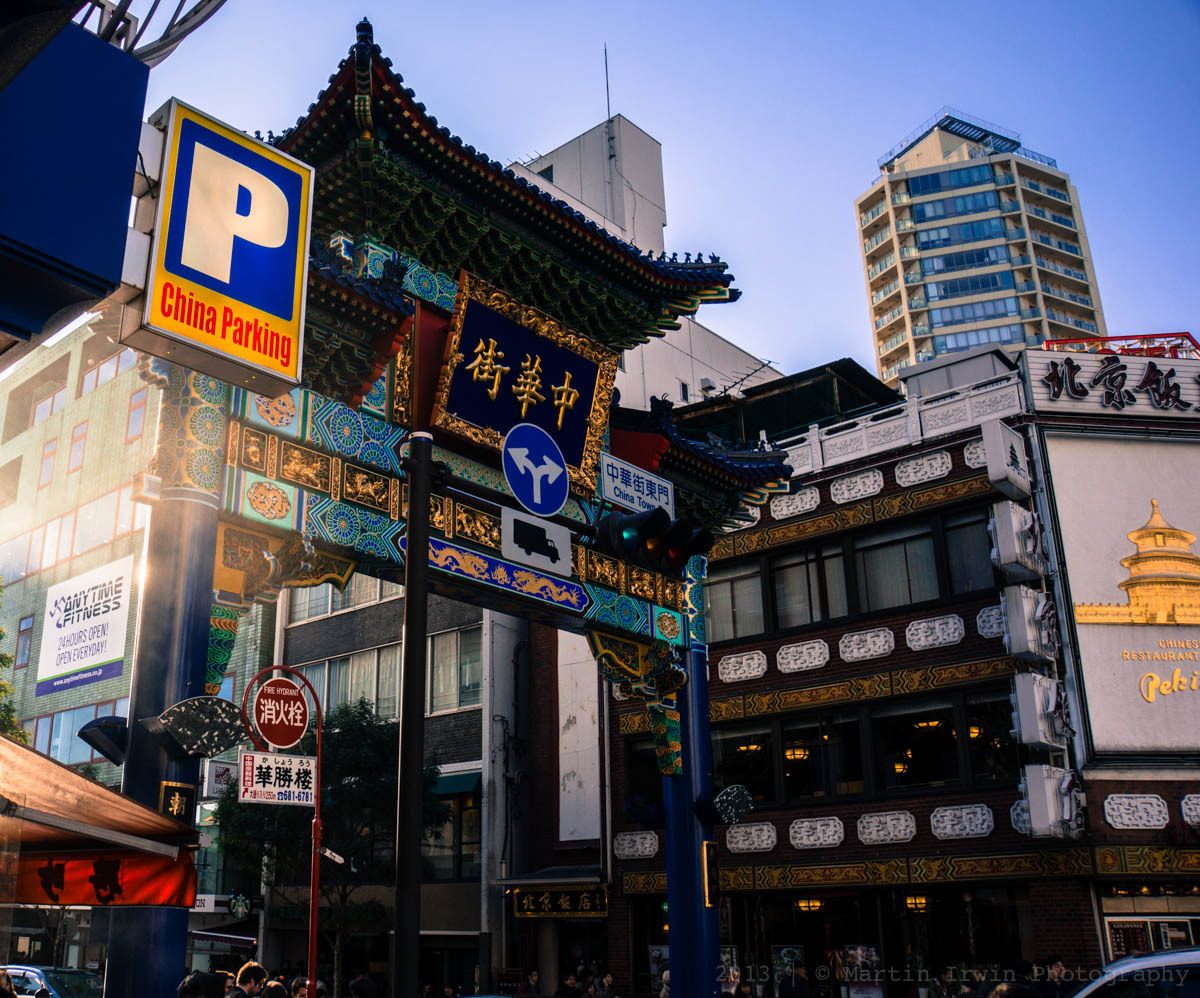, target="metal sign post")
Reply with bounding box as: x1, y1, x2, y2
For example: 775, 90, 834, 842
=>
243, 666, 323, 998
